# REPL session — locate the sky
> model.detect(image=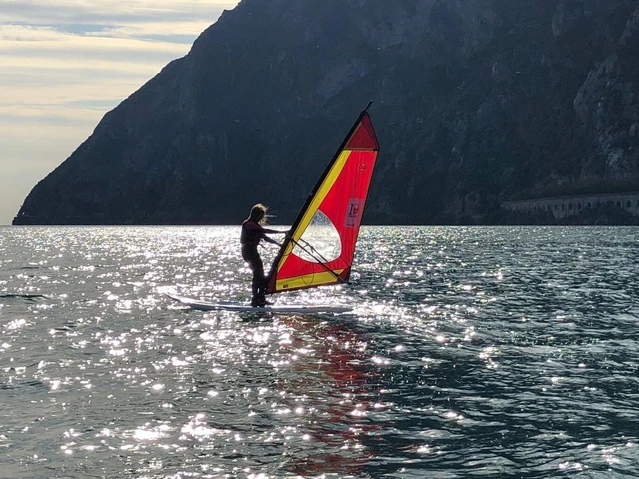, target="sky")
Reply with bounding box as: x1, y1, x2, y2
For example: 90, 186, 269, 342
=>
0, 0, 241, 225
